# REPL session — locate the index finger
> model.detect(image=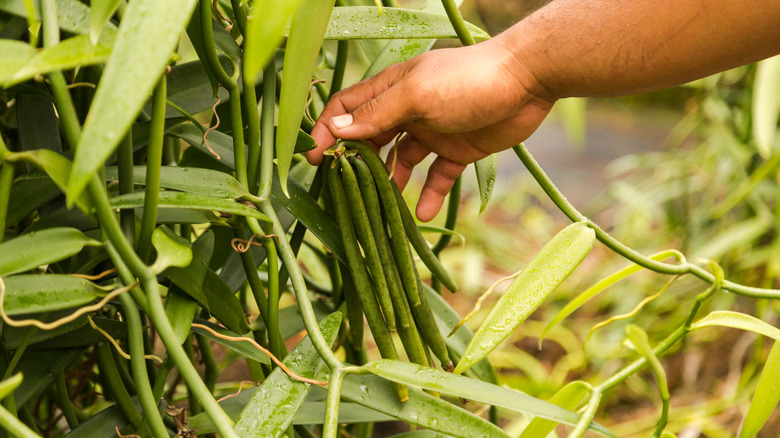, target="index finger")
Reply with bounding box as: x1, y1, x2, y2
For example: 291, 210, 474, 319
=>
307, 63, 408, 165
